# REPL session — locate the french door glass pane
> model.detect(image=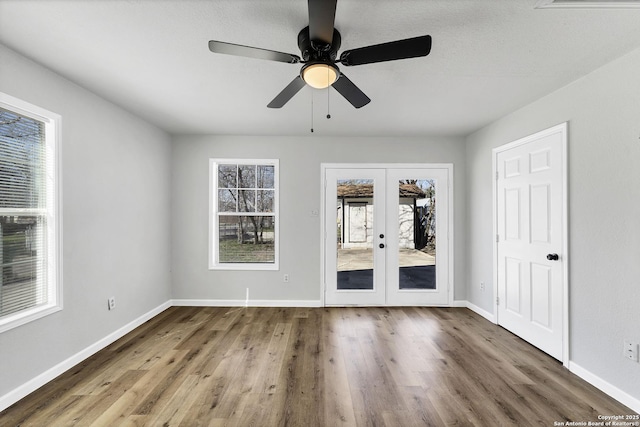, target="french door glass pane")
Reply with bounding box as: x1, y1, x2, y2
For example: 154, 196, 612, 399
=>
336, 179, 374, 290
397, 179, 436, 289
